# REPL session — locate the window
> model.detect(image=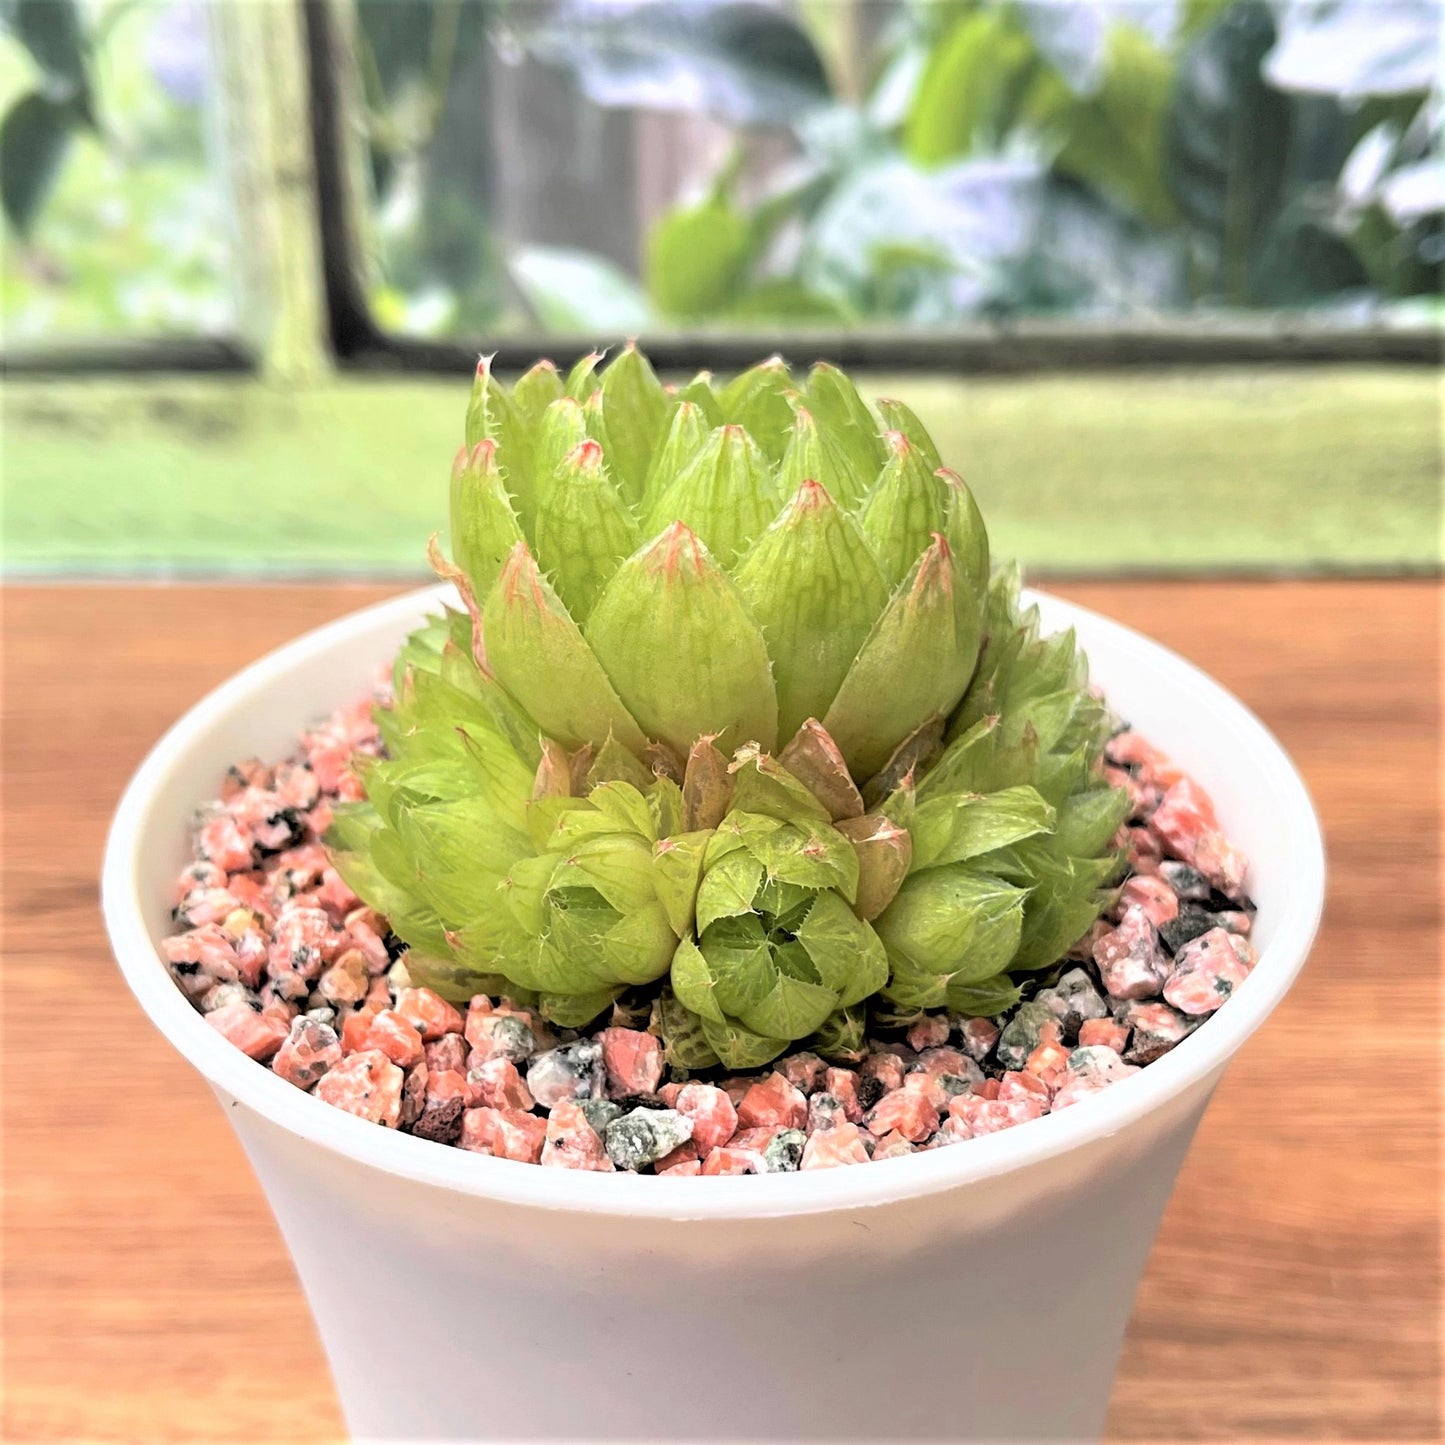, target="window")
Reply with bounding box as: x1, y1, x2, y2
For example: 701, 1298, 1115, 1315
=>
2, 0, 235, 345
315, 0, 1442, 357
2, 0, 1437, 372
